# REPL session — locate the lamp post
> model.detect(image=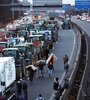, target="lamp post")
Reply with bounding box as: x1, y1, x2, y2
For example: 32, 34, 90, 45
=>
12, 0, 14, 19
88, 8, 90, 16
82, 8, 84, 15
